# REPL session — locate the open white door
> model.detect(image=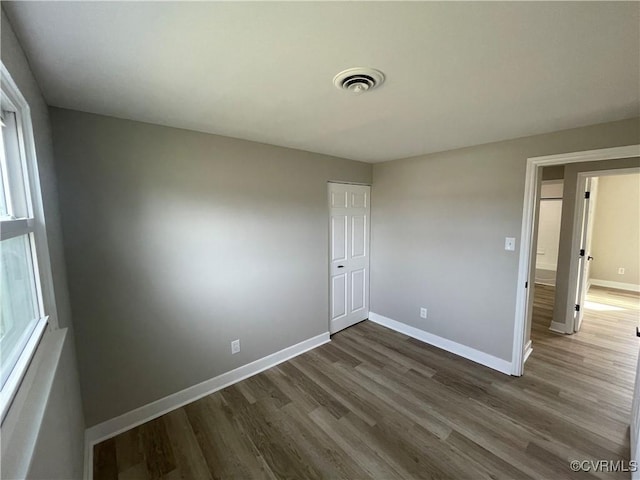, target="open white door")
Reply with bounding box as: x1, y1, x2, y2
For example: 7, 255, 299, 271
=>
573, 177, 597, 332
632, 345, 640, 480
329, 183, 370, 334
583, 178, 598, 294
